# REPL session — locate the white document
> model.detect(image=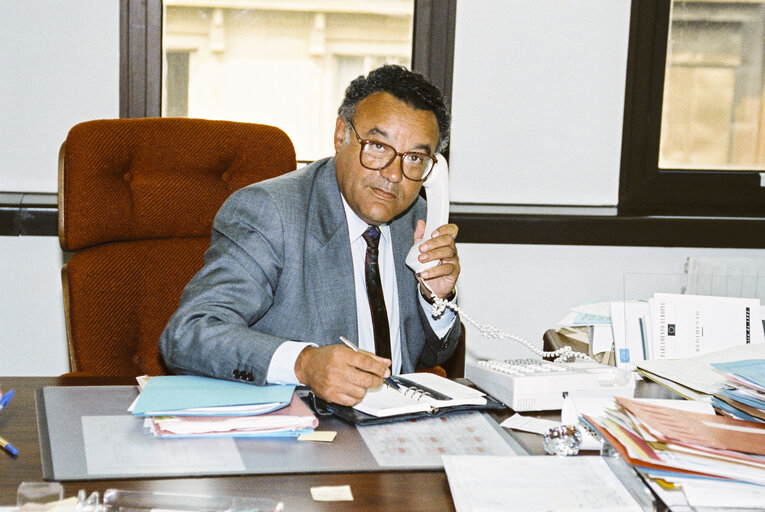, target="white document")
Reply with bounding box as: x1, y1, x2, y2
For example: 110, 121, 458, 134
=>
500, 413, 559, 435
649, 293, 763, 359
610, 301, 650, 369
679, 478, 765, 509
589, 323, 615, 355
443, 455, 643, 512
